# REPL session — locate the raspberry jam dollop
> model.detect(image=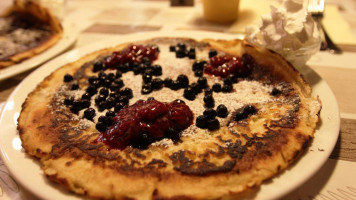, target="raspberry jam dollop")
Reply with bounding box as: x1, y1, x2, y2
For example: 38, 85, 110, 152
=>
97, 99, 194, 149
104, 45, 159, 68
204, 55, 247, 78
